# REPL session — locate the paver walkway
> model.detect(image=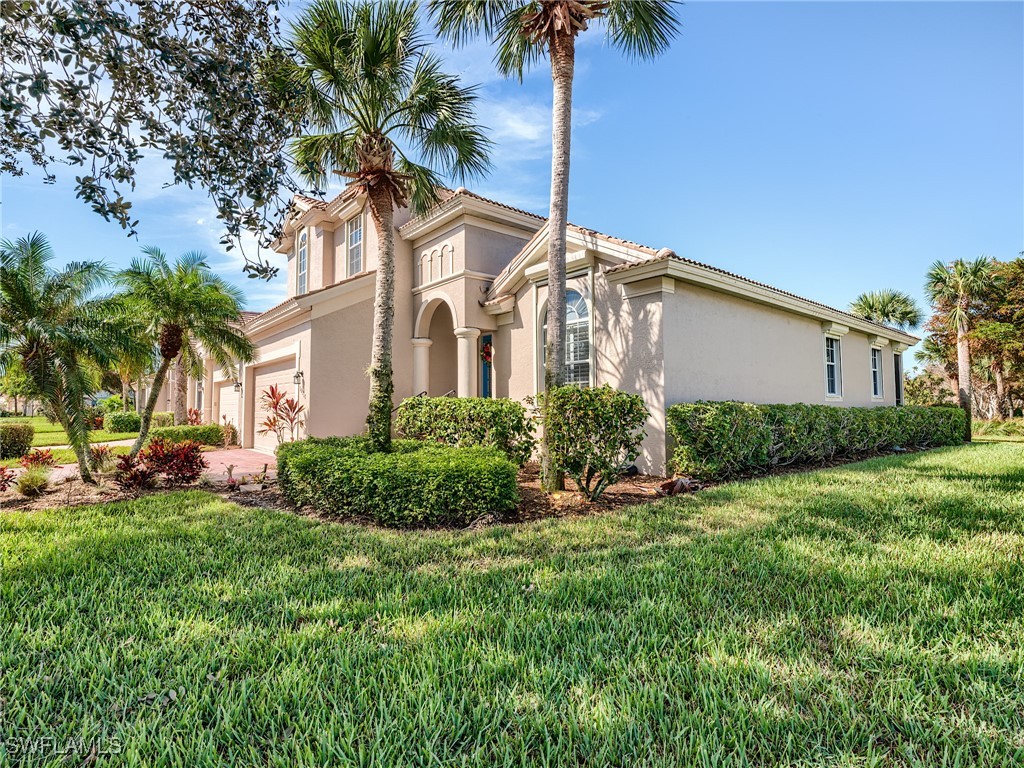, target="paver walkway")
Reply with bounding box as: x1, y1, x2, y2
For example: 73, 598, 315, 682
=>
47, 447, 276, 483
